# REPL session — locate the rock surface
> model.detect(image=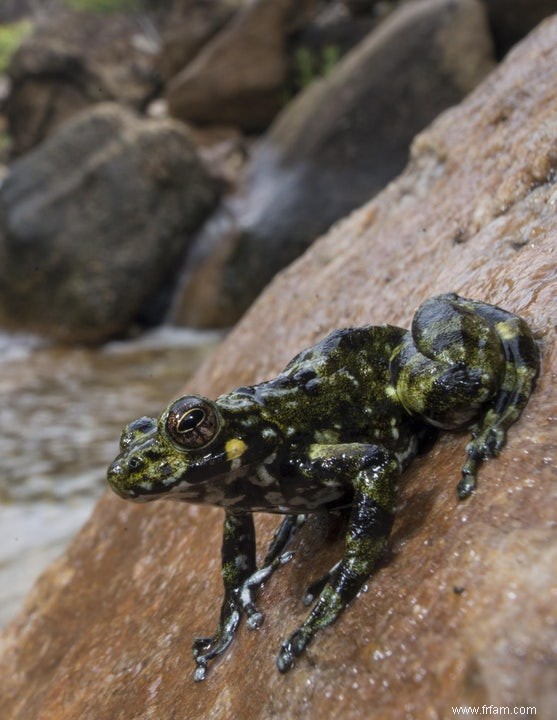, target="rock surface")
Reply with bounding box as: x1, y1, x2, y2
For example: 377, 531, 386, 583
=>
172, 0, 495, 328
0, 103, 219, 343
5, 8, 159, 156
165, 0, 319, 131
1, 14, 556, 720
